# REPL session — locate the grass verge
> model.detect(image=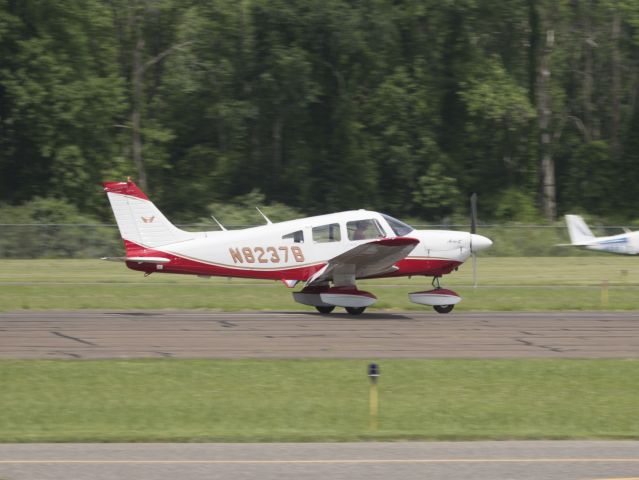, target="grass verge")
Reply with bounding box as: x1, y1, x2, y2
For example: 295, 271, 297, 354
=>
1, 257, 639, 311
1, 359, 638, 442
